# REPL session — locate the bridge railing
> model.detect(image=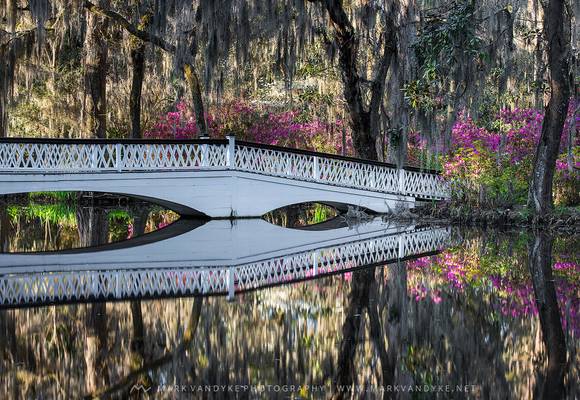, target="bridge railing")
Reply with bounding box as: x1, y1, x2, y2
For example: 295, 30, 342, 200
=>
0, 226, 450, 307
0, 137, 449, 199
234, 141, 448, 200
